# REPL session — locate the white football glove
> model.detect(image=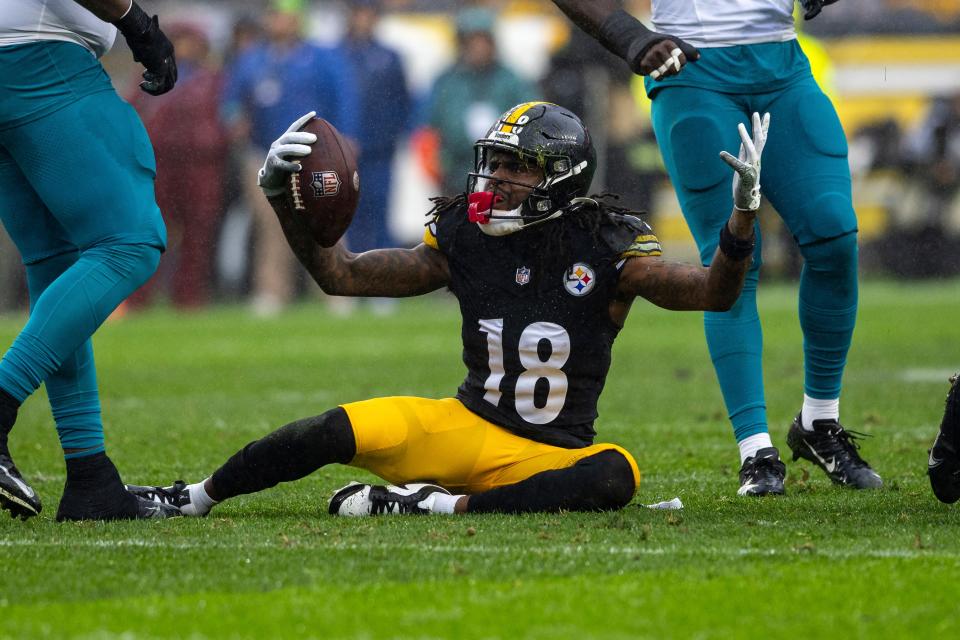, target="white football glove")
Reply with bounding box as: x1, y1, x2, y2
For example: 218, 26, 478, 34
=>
257, 111, 317, 197
719, 112, 770, 212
